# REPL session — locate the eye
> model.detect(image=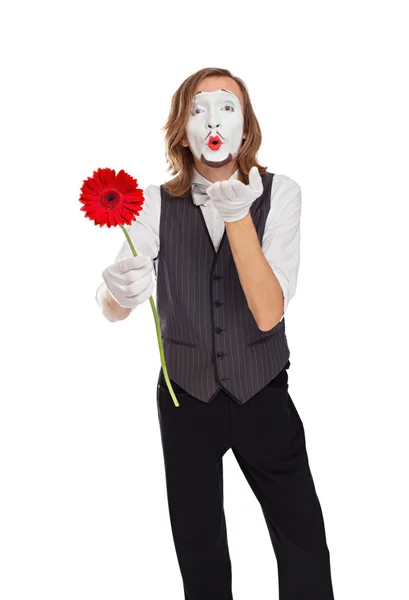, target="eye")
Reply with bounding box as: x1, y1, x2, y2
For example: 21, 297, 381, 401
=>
222, 104, 235, 112
192, 107, 203, 116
